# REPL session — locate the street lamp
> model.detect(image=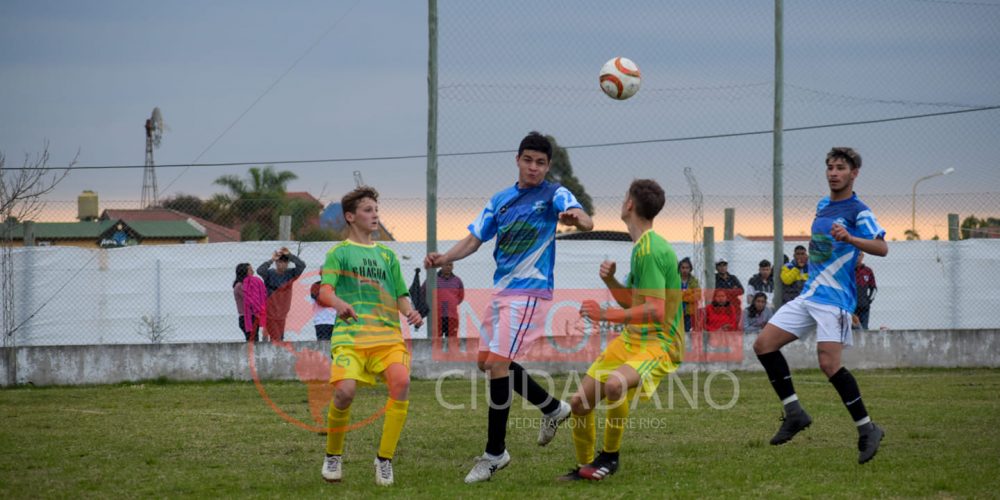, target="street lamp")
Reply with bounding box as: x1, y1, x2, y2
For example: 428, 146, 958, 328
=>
911, 167, 955, 238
